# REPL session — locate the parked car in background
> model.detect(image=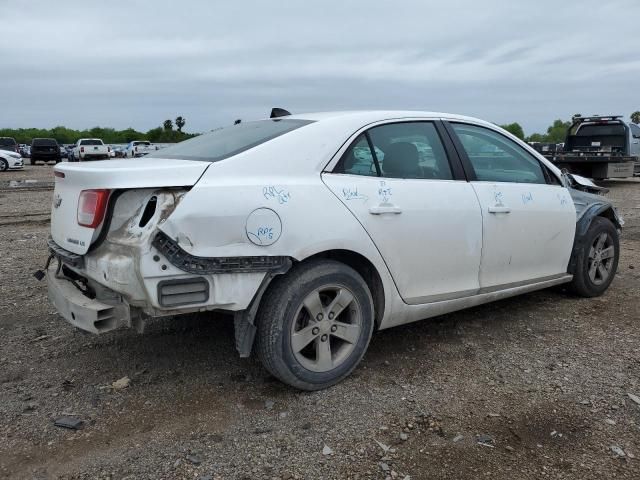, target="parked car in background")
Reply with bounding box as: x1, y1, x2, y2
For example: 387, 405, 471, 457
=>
45, 110, 622, 391
30, 138, 61, 164
0, 149, 24, 171
19, 144, 31, 158
124, 140, 158, 158
71, 138, 111, 161
111, 146, 126, 158
0, 137, 18, 153
59, 143, 68, 159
